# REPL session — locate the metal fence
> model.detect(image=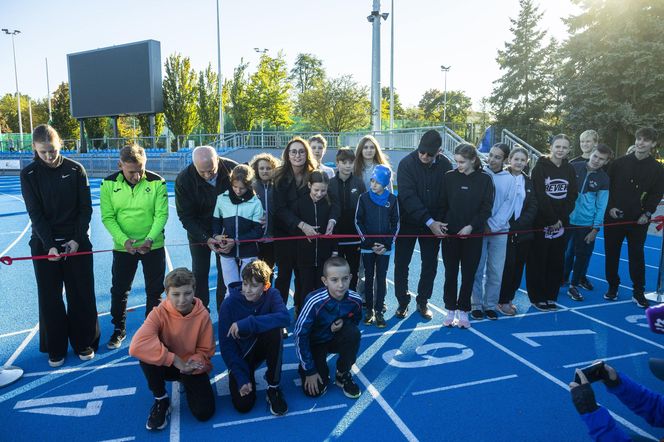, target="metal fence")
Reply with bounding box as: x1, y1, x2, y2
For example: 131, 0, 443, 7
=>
500, 129, 543, 168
